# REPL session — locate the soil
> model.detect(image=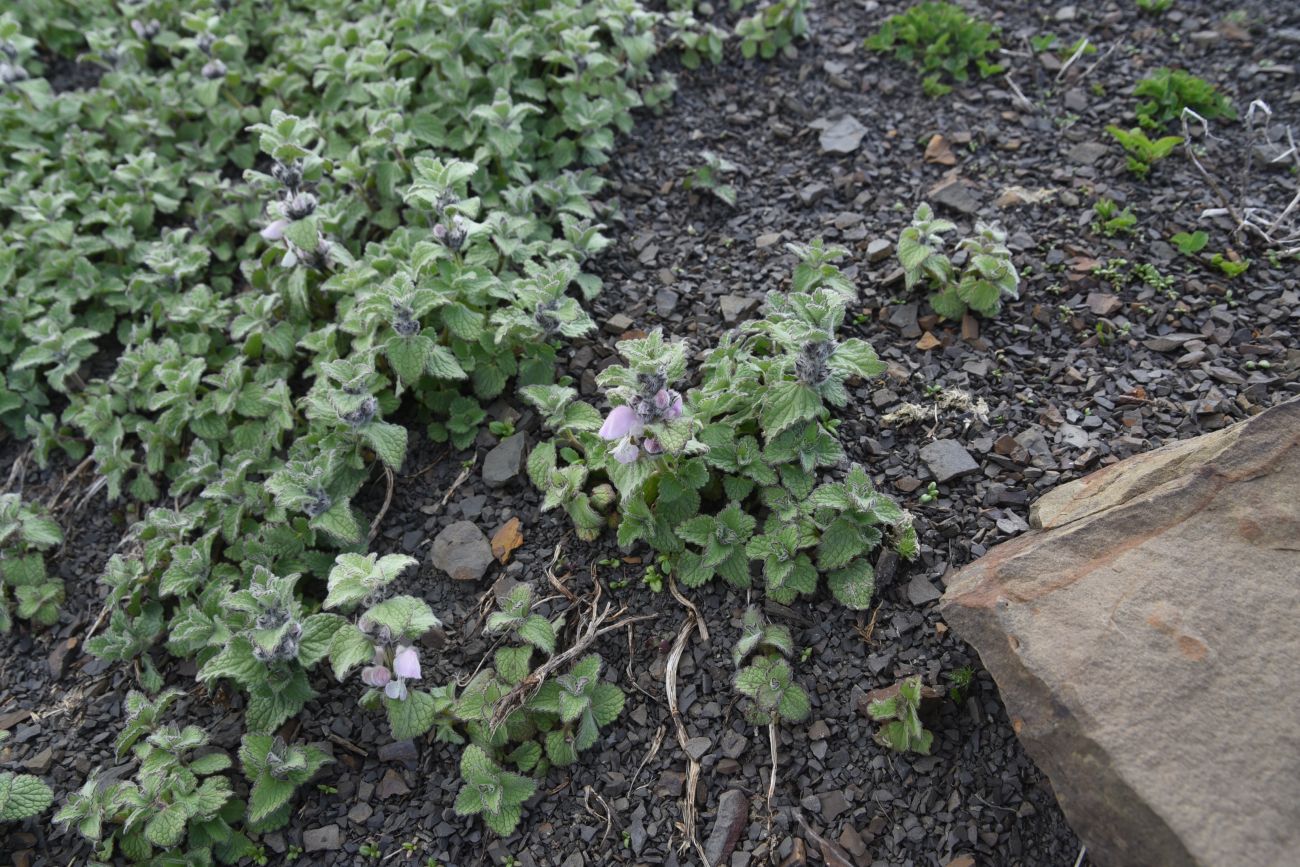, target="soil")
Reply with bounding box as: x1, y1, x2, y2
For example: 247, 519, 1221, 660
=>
3, 1, 1297, 866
